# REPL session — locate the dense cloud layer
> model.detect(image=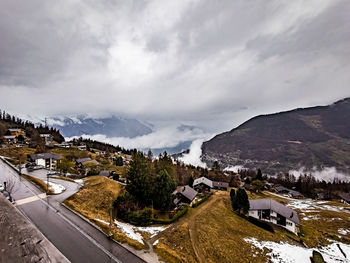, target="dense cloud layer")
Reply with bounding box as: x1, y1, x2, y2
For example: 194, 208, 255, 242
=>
1, 0, 350, 135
